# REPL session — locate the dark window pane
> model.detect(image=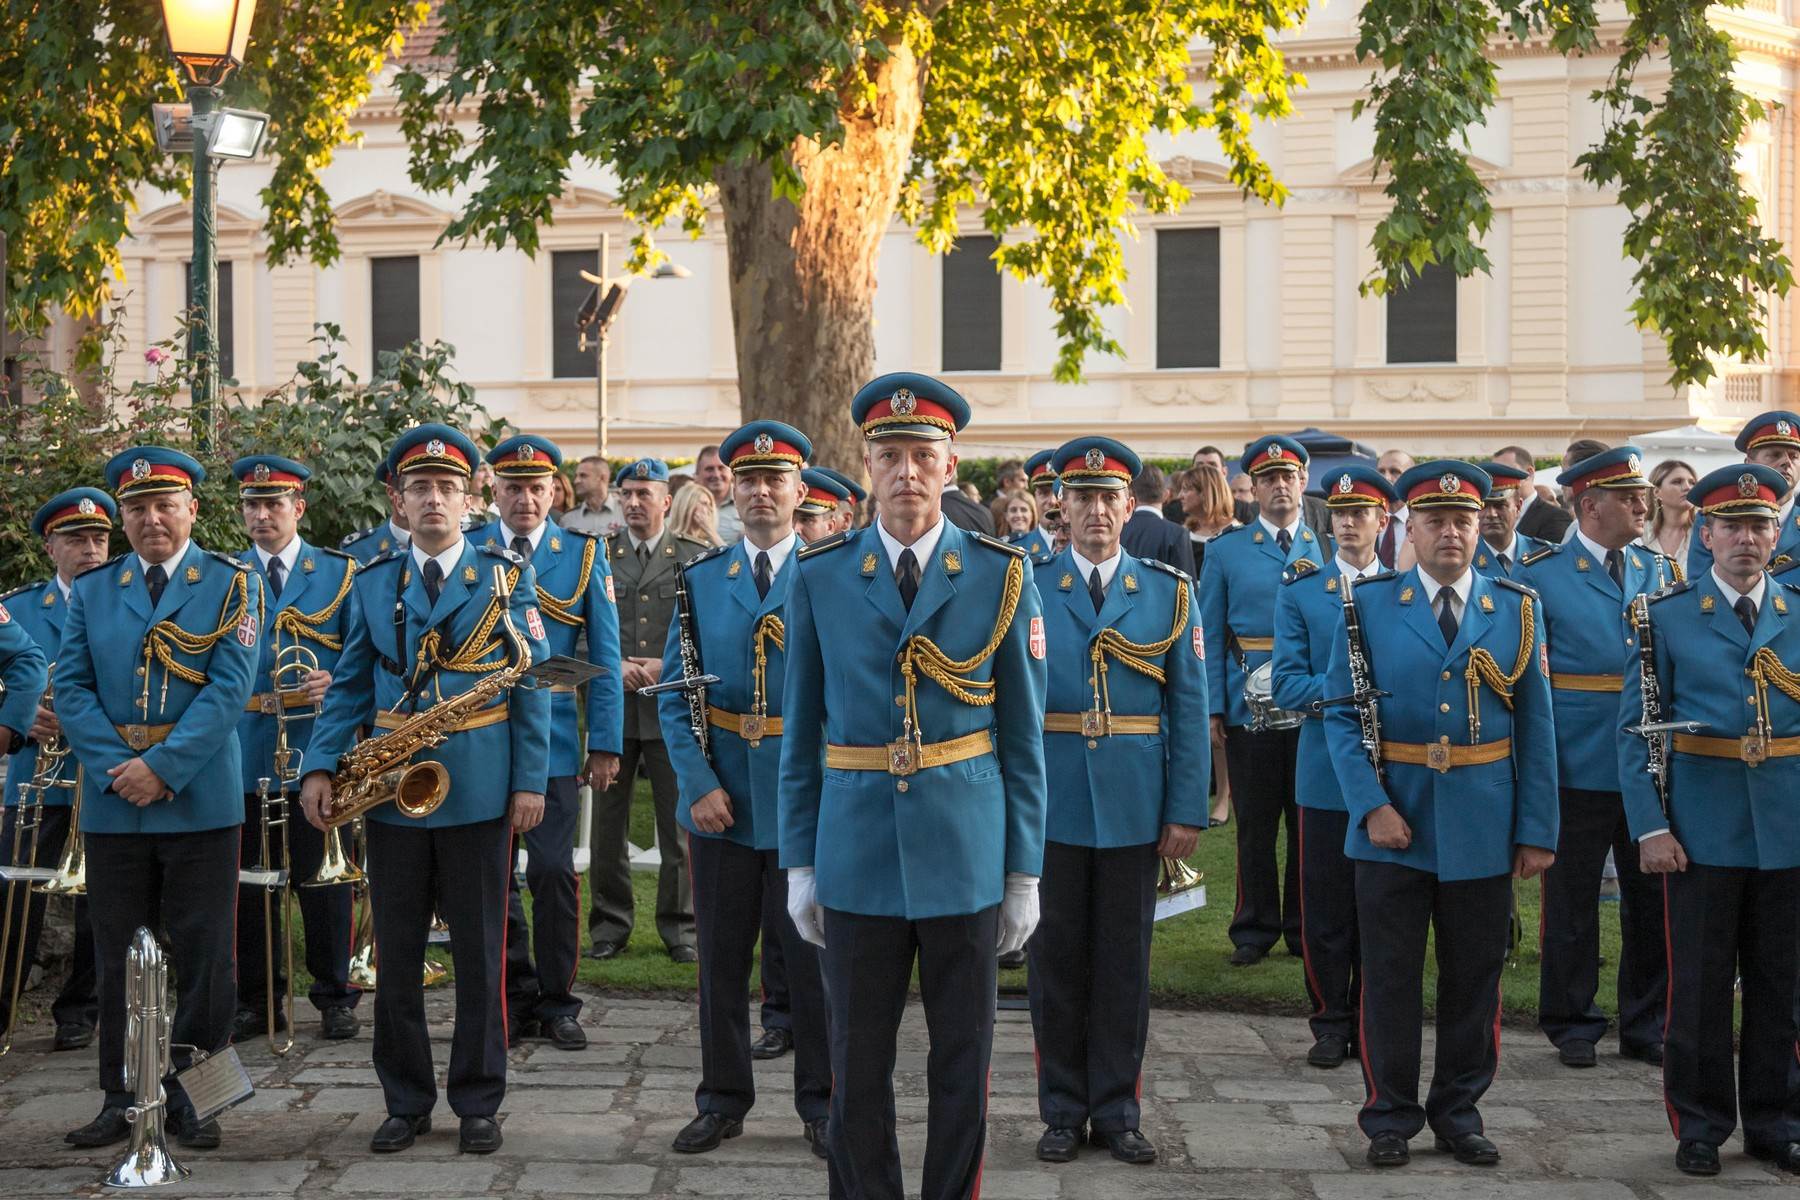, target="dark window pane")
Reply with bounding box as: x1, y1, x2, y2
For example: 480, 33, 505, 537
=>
1386, 262, 1457, 363
182, 259, 236, 381
371, 256, 422, 359
552, 249, 599, 378
942, 235, 1001, 371
1157, 228, 1220, 369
